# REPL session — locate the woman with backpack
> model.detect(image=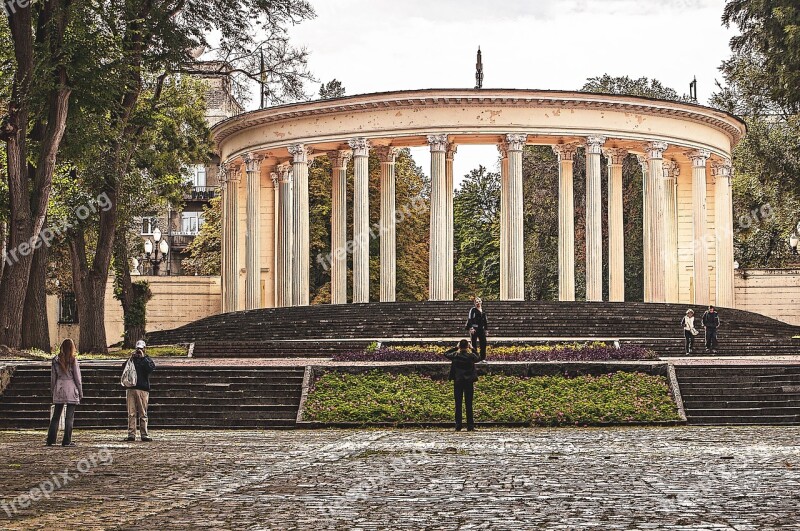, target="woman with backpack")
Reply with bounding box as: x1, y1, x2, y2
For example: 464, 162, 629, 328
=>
46, 338, 83, 447
443, 339, 481, 432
